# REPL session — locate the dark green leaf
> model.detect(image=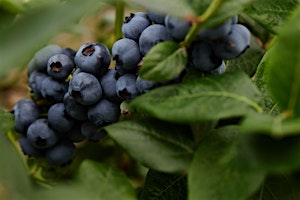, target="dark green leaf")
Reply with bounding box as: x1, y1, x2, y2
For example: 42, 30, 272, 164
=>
123, 0, 195, 18
0, 111, 32, 200
105, 119, 194, 173
75, 160, 137, 200
266, 4, 300, 116
131, 72, 263, 123
241, 113, 300, 137
240, 134, 300, 173
254, 52, 280, 115
244, 0, 300, 34
140, 169, 187, 200
0, 0, 107, 79
189, 126, 265, 200
140, 41, 188, 82
226, 41, 265, 77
